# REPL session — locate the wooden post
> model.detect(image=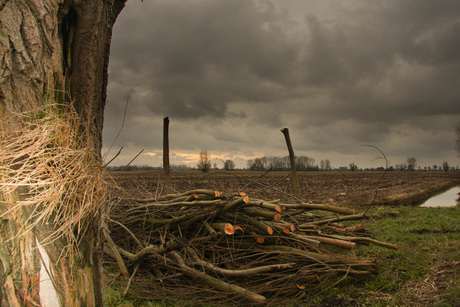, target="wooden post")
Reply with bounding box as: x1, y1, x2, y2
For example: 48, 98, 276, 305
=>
163, 117, 173, 193
280, 128, 301, 201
